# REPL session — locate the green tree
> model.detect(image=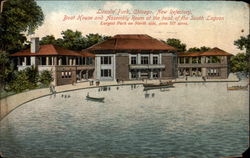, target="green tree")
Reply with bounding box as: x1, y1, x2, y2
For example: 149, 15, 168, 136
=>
57, 29, 86, 51
187, 46, 210, 52
85, 33, 110, 48
234, 34, 250, 58
39, 70, 53, 86
230, 53, 248, 72
40, 35, 56, 45
164, 38, 186, 52
9, 70, 31, 92
0, 0, 44, 53
25, 66, 38, 88
0, 51, 15, 90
